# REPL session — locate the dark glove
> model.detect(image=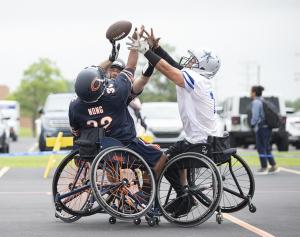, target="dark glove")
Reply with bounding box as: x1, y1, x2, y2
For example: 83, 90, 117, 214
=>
109, 41, 120, 62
